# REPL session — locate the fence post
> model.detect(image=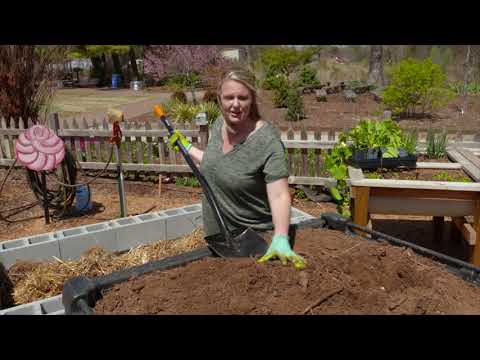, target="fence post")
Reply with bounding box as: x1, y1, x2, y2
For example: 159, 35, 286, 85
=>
195, 112, 209, 150
48, 113, 60, 135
